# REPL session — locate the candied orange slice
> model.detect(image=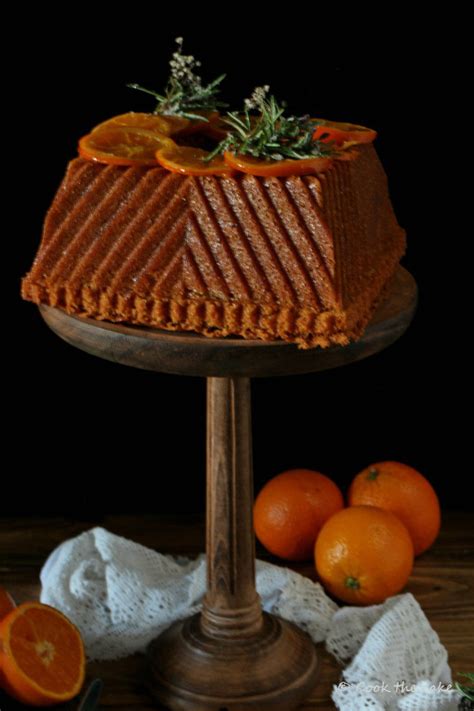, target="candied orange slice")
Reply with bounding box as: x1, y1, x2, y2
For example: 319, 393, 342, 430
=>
313, 118, 377, 147
223, 152, 333, 177
79, 126, 176, 166
91, 112, 191, 136
156, 145, 236, 176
